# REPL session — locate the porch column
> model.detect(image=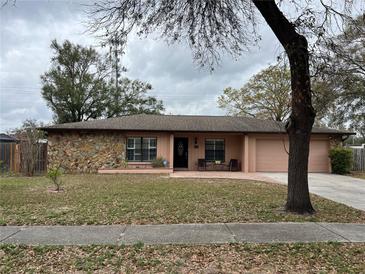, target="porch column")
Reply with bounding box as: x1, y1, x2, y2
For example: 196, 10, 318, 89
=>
169, 134, 174, 169
243, 135, 249, 173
